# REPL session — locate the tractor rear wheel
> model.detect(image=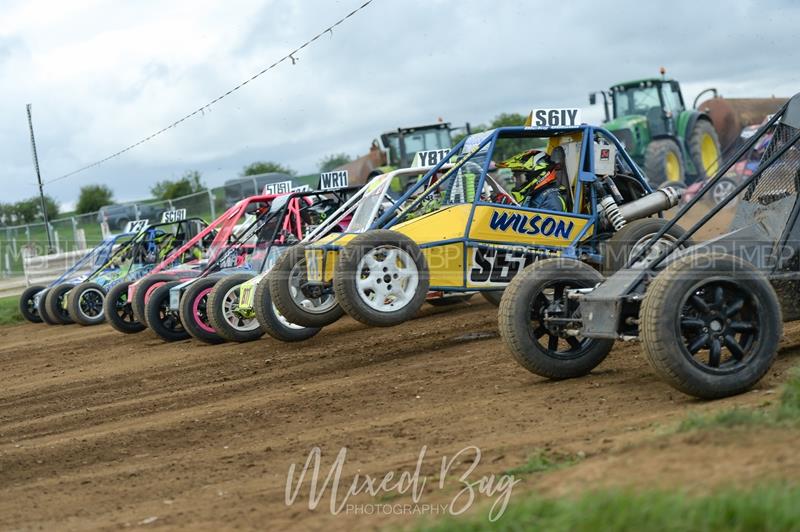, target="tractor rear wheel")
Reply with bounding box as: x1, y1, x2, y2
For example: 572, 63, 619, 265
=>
645, 139, 684, 185
640, 252, 781, 399
687, 119, 722, 181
